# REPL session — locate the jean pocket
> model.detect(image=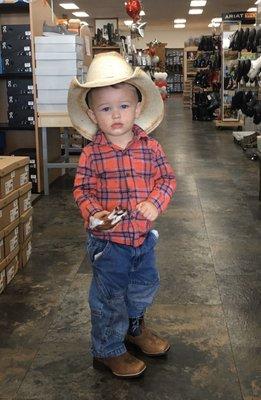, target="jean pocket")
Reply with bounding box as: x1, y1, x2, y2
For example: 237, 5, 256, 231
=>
150, 229, 159, 245
88, 237, 111, 263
